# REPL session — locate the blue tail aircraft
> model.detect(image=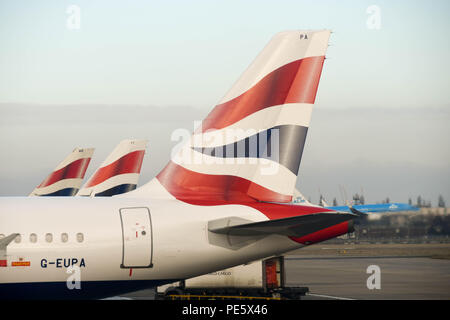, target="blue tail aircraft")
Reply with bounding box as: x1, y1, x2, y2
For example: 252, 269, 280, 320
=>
292, 189, 419, 213
327, 203, 419, 214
